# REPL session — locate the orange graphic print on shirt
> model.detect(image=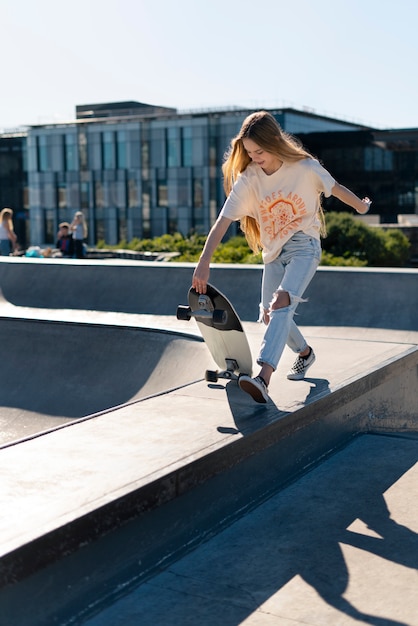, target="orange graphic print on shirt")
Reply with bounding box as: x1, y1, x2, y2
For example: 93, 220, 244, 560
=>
259, 191, 307, 242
